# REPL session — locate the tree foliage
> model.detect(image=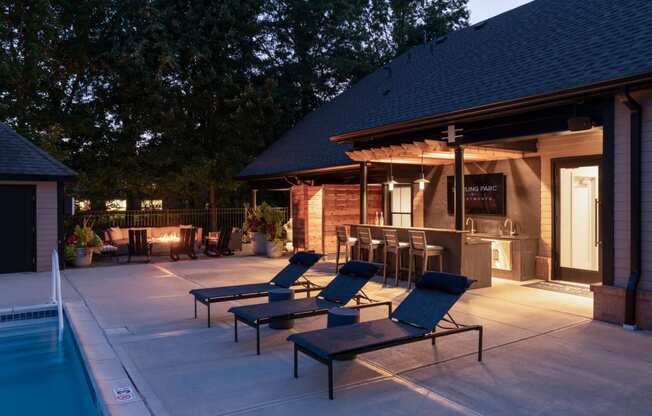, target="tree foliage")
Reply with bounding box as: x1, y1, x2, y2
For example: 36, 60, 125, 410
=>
0, 0, 468, 208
